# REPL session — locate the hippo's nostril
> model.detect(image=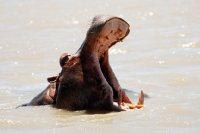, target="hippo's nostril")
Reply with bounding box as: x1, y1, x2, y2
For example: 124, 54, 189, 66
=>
117, 38, 123, 42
